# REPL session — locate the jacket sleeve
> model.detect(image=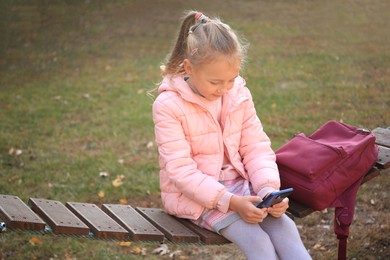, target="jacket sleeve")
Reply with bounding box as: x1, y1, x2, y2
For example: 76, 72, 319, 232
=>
153, 96, 226, 209
239, 88, 280, 195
